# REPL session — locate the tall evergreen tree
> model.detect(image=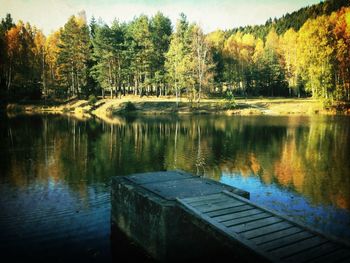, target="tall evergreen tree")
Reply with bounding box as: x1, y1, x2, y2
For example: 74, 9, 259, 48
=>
57, 16, 90, 98
150, 12, 172, 96
91, 24, 113, 98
